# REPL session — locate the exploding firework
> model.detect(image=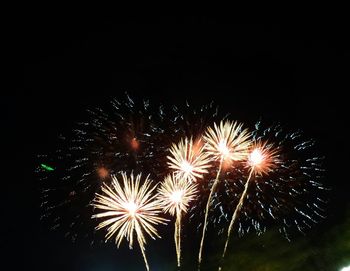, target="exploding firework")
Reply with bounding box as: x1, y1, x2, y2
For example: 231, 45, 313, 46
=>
198, 120, 251, 269
37, 96, 225, 243
167, 137, 211, 183
216, 122, 327, 270
204, 121, 252, 162
92, 172, 167, 271
246, 141, 279, 176
220, 140, 280, 267
36, 94, 327, 271
202, 122, 327, 239
231, 122, 327, 238
37, 94, 175, 242
158, 174, 198, 267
